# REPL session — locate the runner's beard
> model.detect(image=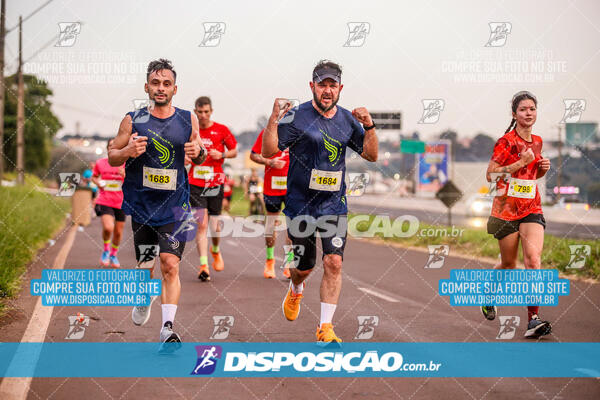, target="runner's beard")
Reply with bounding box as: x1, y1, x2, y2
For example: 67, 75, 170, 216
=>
152, 93, 170, 106
313, 91, 339, 113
